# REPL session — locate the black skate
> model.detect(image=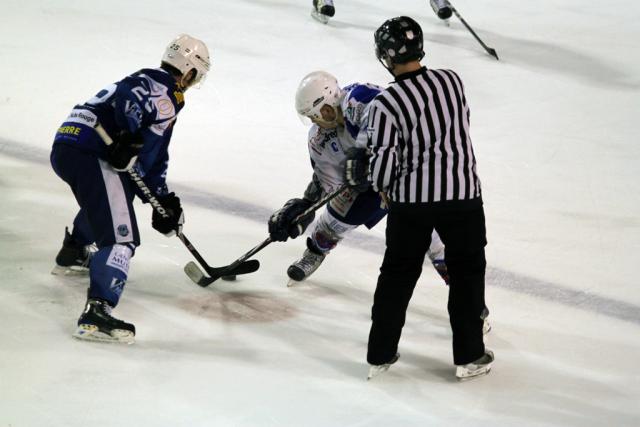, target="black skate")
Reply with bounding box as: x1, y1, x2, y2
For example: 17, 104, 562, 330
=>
286, 239, 326, 285
311, 0, 335, 24
73, 299, 136, 344
51, 227, 96, 276
455, 349, 494, 381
